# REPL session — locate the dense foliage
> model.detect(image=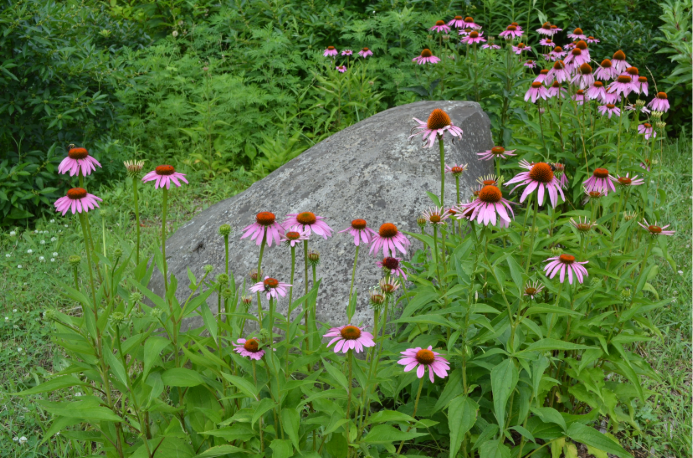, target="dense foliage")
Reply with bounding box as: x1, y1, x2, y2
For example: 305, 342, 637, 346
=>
0, 0, 690, 226
7, 1, 688, 454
